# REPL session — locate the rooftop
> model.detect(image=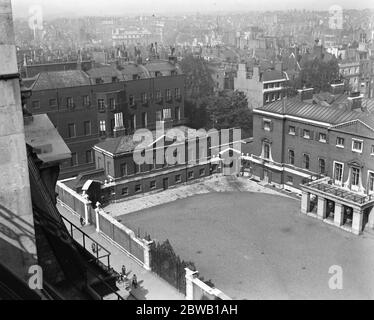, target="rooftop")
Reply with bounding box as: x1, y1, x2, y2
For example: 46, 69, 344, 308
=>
32, 70, 91, 90
256, 98, 374, 127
